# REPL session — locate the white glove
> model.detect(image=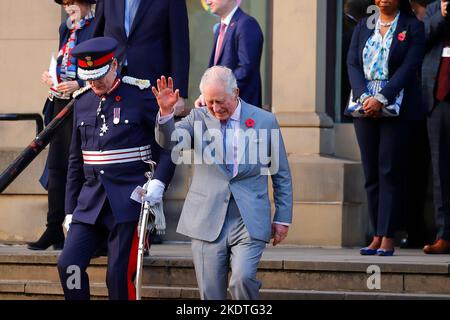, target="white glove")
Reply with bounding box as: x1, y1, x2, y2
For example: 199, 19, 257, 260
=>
63, 214, 73, 232
142, 179, 165, 206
